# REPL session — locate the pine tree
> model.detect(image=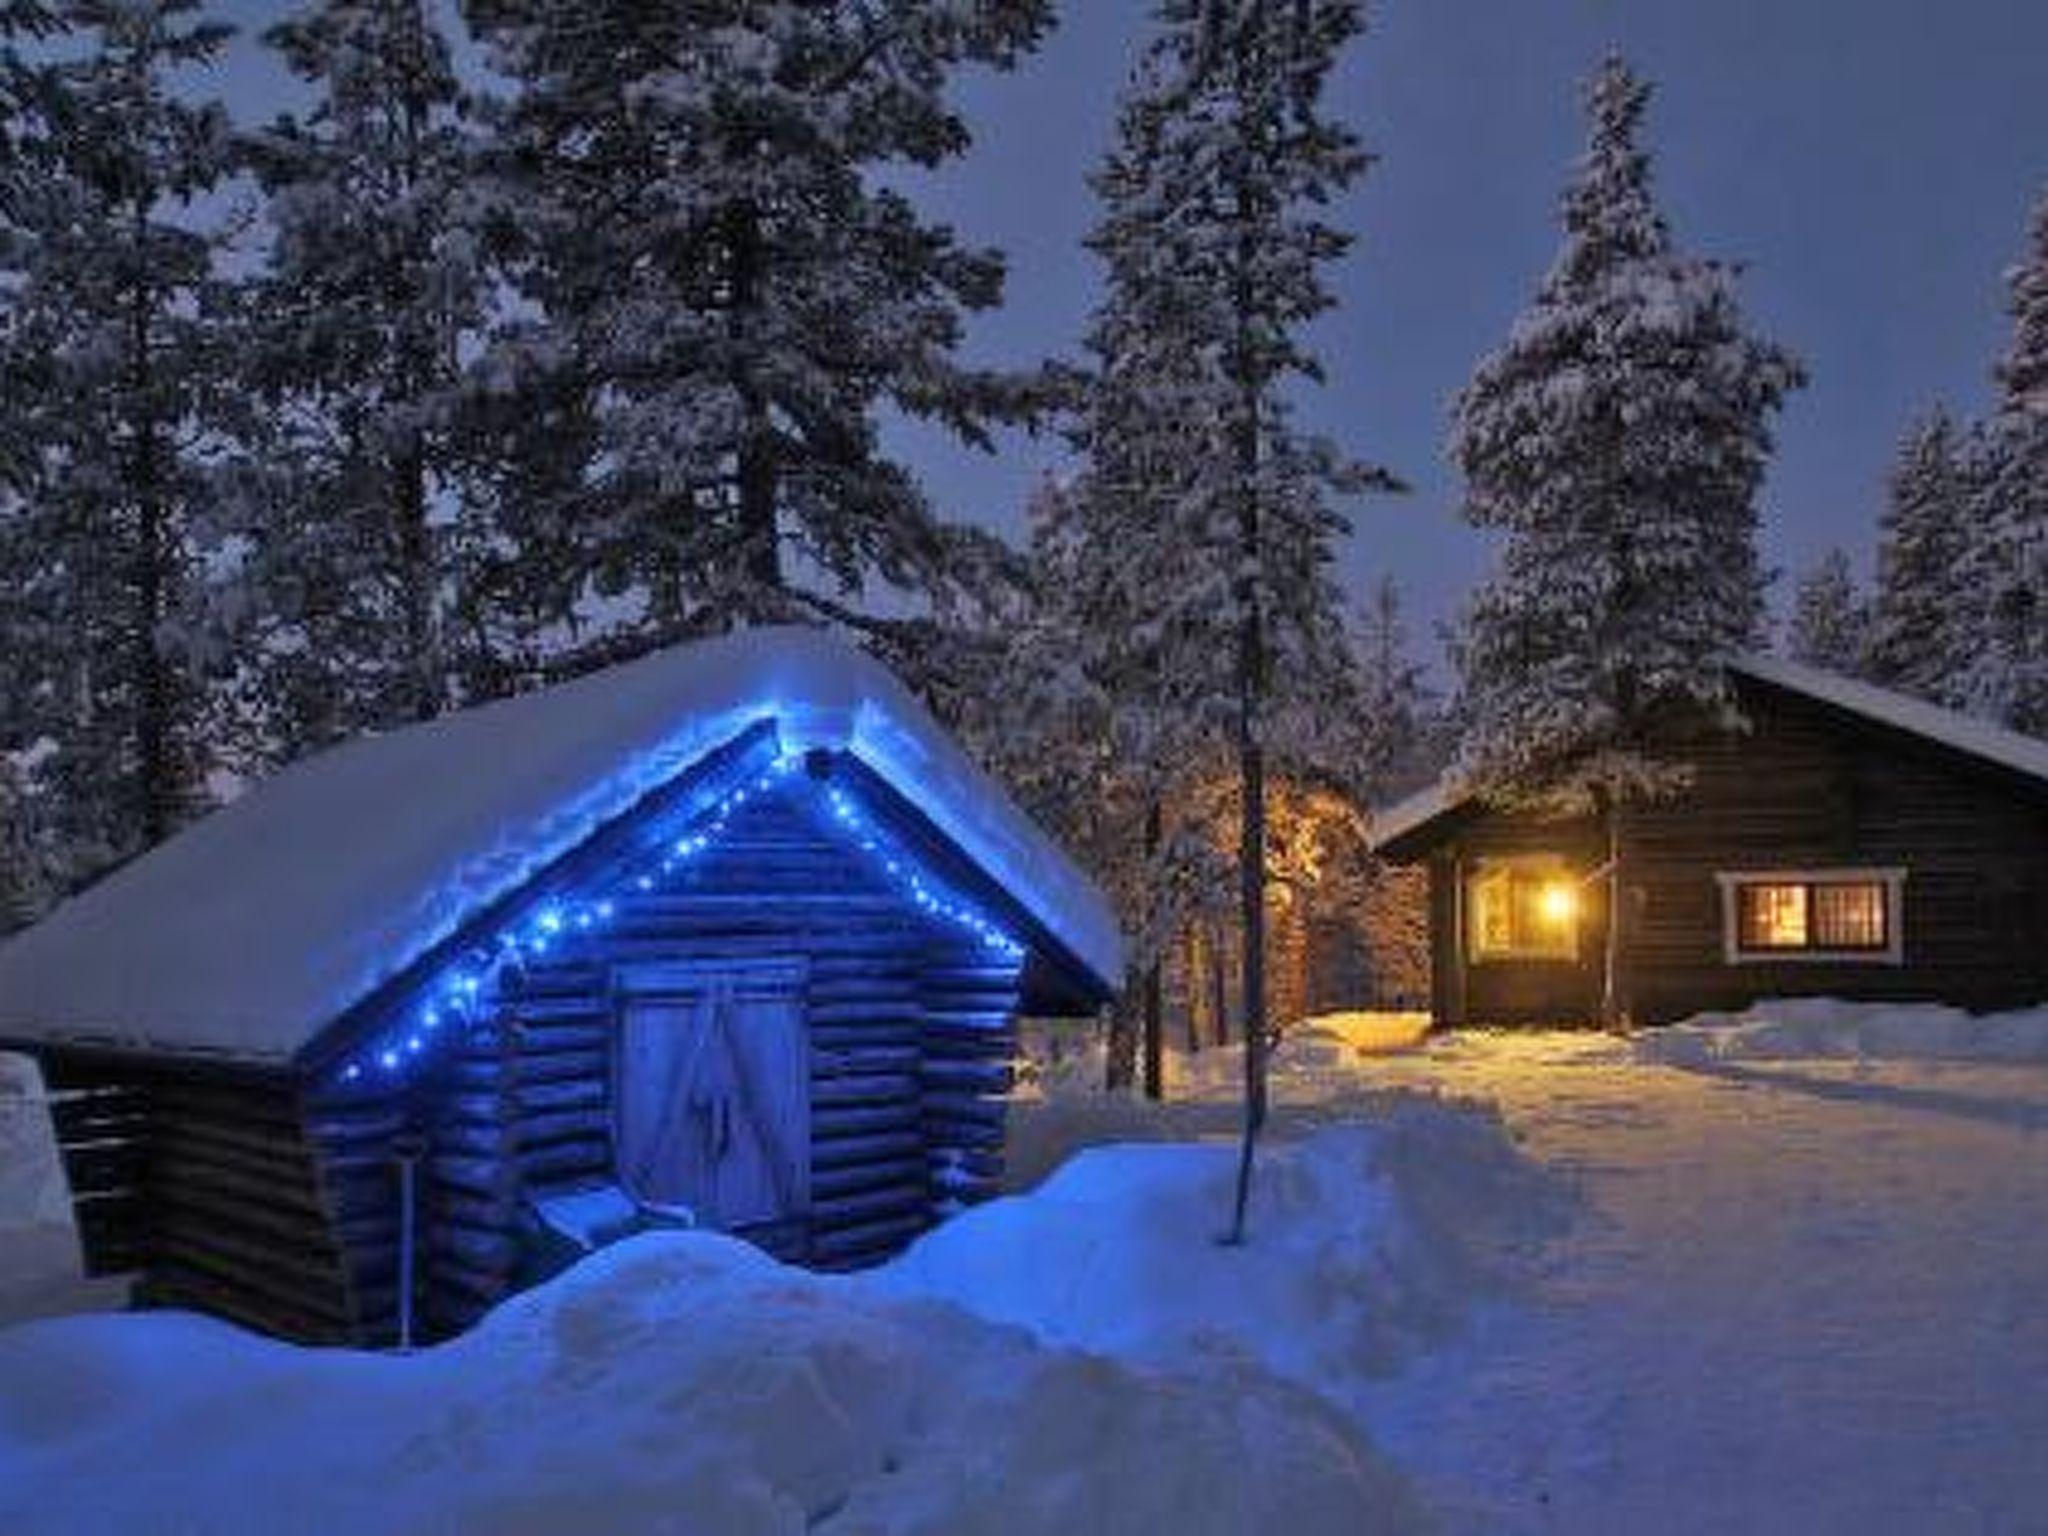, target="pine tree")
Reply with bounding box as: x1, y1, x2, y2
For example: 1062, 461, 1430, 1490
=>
0, 0, 236, 891
1961, 187, 2048, 735
1074, 0, 1388, 1228
1449, 57, 1803, 1022
229, 0, 494, 758
1868, 409, 1974, 702
466, 0, 1054, 653
1351, 575, 1437, 799
1786, 547, 1870, 676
